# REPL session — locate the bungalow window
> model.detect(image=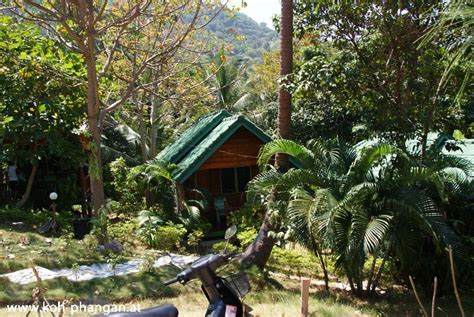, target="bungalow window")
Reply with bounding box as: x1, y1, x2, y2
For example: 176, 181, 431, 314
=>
220, 167, 251, 193
221, 168, 236, 193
